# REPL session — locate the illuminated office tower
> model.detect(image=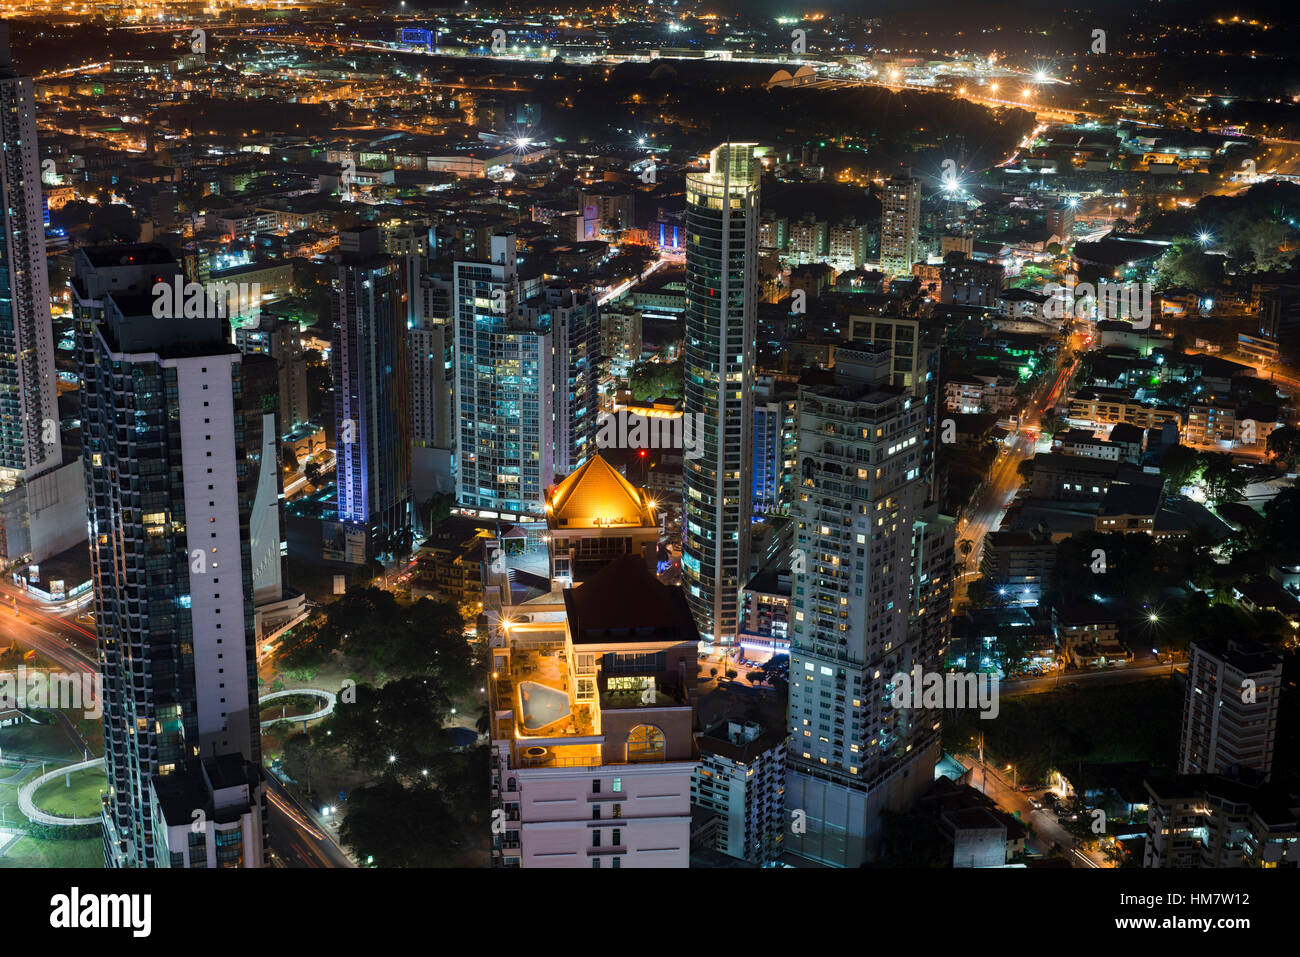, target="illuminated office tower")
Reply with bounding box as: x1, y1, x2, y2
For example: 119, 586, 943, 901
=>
682, 142, 760, 645
79, 291, 266, 868
333, 227, 414, 559
880, 171, 921, 278
784, 345, 953, 867
0, 24, 84, 562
